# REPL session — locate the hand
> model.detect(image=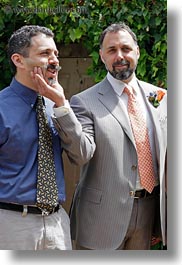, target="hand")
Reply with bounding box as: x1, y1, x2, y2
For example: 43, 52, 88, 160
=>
31, 67, 66, 107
